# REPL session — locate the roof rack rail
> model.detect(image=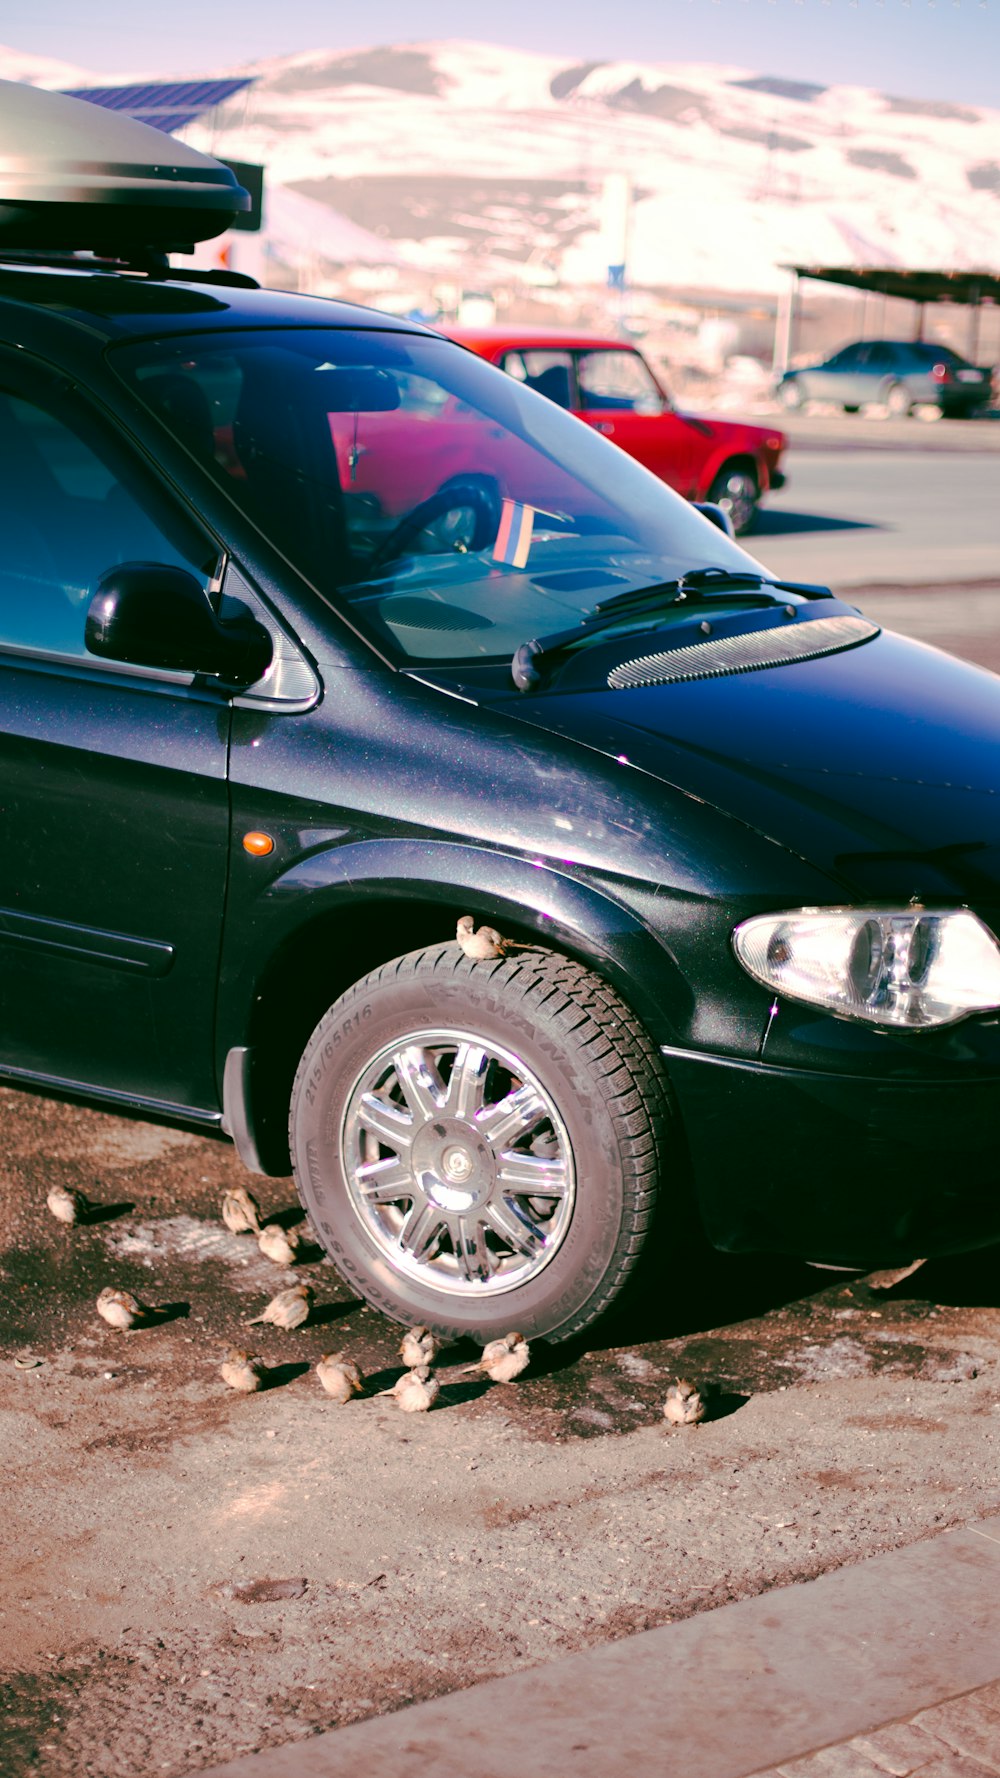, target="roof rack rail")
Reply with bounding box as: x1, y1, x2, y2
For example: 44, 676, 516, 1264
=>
163, 265, 260, 289
0, 249, 258, 289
